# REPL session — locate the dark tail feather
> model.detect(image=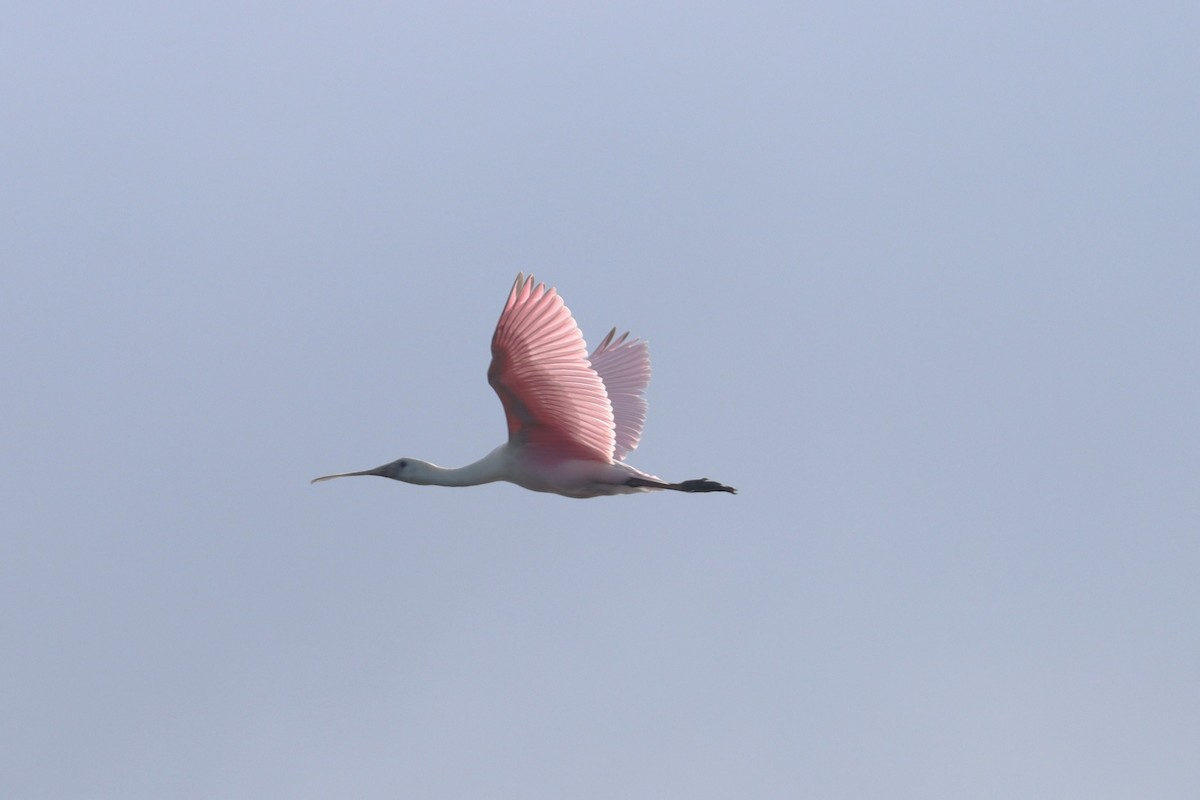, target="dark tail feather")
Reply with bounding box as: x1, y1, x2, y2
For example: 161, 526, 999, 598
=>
626, 476, 737, 494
